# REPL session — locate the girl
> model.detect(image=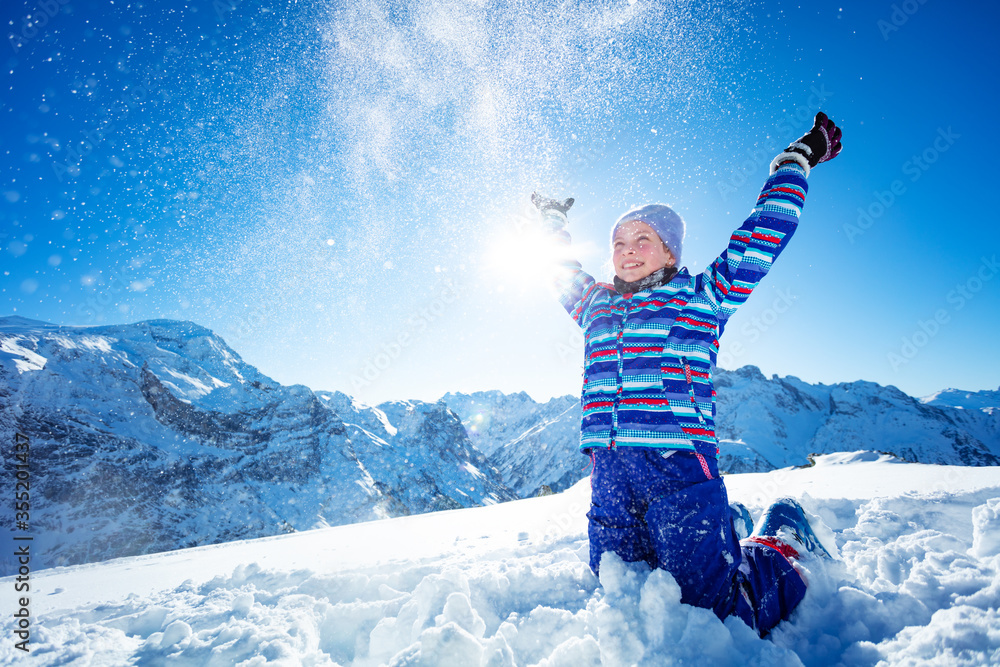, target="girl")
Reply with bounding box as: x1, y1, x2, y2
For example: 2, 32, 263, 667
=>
533, 112, 842, 635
